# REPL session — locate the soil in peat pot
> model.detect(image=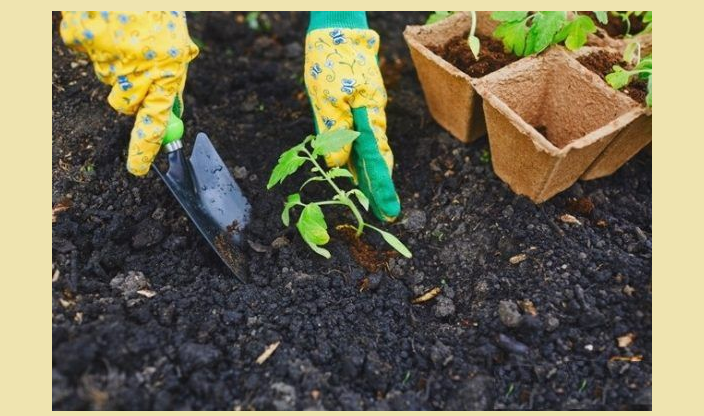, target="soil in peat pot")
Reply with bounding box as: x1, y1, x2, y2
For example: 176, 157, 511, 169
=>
584, 12, 647, 39
577, 50, 648, 105
53, 12, 651, 411
429, 33, 519, 78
